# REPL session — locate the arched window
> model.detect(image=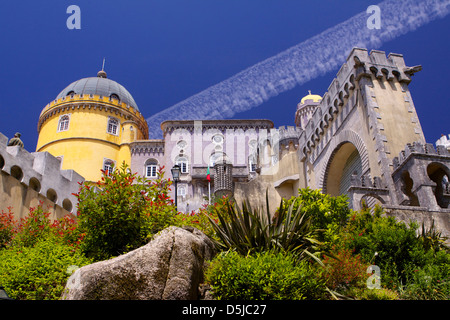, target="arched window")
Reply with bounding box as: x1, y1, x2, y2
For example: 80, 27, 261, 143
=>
103, 159, 115, 176
175, 156, 189, 173
58, 115, 70, 132
178, 186, 186, 197
107, 117, 119, 135
110, 94, 120, 102
145, 159, 159, 178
